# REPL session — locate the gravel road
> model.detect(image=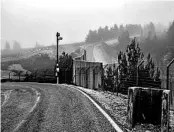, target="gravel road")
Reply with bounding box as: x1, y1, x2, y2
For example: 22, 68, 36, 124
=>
1, 82, 116, 132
